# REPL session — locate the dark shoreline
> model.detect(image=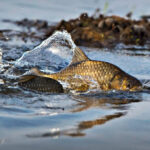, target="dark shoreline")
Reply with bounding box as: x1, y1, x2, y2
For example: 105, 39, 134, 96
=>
1, 13, 150, 49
